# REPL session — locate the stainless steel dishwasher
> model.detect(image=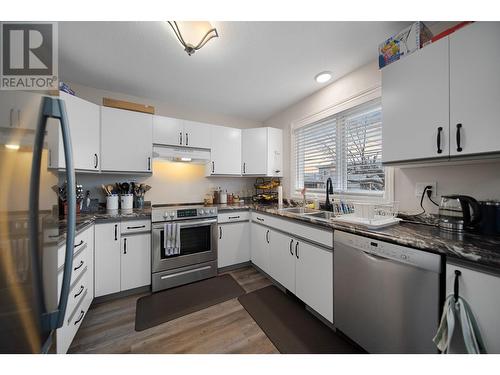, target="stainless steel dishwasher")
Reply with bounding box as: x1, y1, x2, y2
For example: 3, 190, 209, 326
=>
334, 231, 442, 354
